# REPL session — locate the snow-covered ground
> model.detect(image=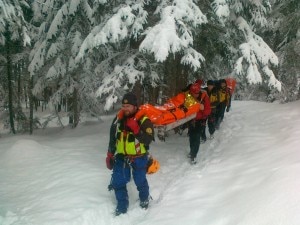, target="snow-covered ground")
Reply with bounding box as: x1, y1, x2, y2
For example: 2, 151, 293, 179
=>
0, 100, 300, 225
